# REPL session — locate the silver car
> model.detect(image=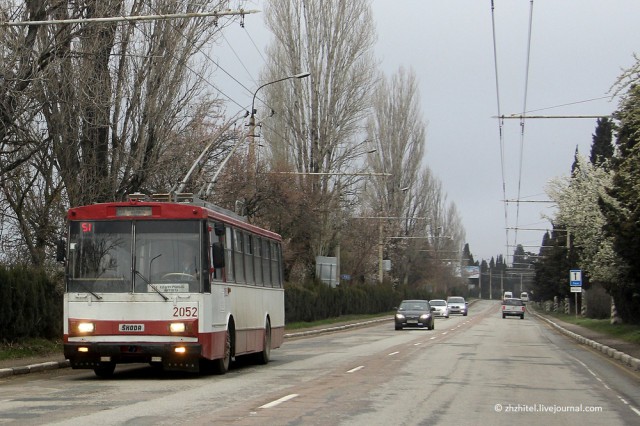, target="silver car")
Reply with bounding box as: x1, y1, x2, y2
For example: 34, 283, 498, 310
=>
429, 299, 450, 318
446, 296, 468, 316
